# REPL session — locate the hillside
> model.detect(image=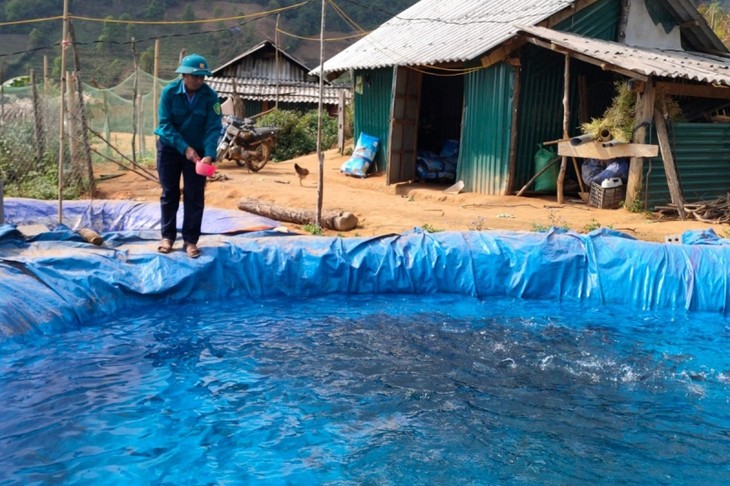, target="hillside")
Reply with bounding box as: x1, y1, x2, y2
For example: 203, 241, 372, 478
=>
0, 0, 418, 86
